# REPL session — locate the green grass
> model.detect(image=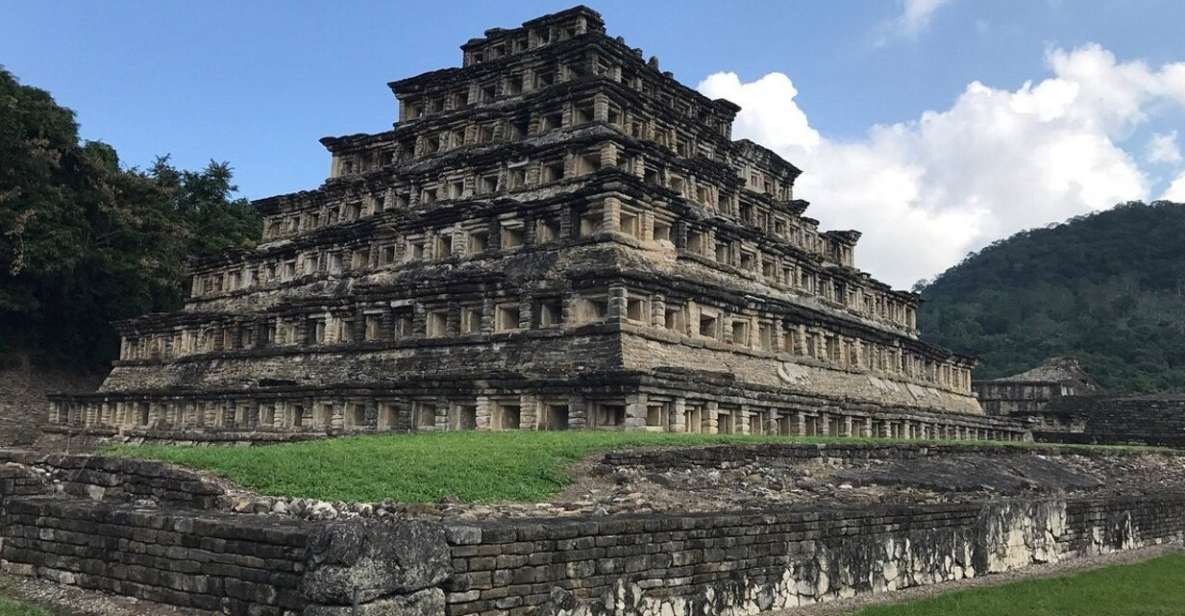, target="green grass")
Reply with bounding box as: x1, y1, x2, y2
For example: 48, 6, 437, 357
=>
0, 597, 50, 616
855, 553, 1185, 616
107, 431, 1169, 503
112, 431, 804, 502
